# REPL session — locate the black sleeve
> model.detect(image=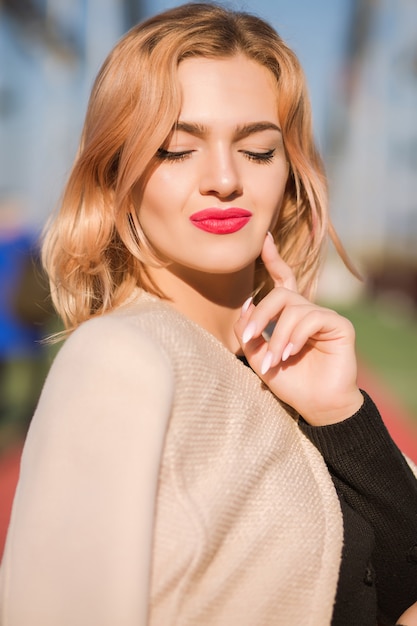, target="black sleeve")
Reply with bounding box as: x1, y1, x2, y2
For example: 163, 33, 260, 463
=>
298, 391, 417, 625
